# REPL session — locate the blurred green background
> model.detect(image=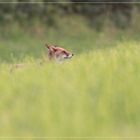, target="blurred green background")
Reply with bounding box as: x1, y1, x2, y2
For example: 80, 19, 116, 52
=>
0, 1, 140, 139
0, 0, 140, 62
